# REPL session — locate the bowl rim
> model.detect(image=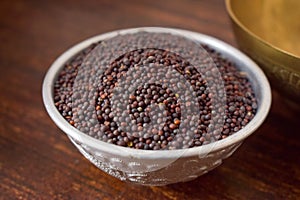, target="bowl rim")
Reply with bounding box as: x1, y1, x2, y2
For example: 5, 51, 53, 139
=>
42, 27, 271, 159
225, 0, 300, 60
